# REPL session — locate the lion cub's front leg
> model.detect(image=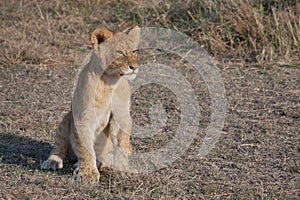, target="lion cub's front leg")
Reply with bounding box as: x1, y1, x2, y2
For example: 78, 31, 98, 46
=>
94, 116, 132, 171
110, 116, 133, 172
70, 124, 100, 182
